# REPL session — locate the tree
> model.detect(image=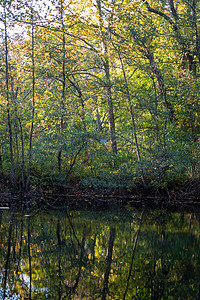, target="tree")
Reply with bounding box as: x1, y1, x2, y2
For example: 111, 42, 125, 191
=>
0, 0, 17, 189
